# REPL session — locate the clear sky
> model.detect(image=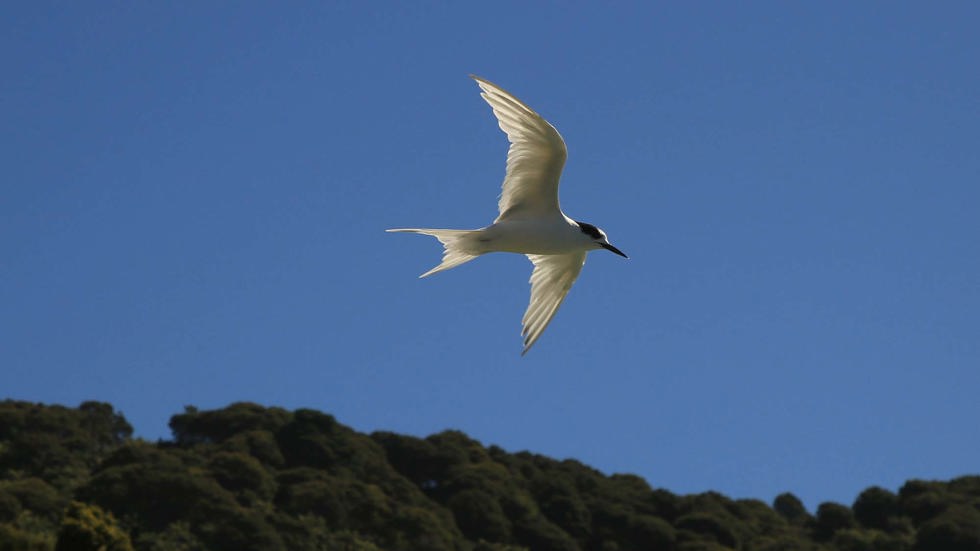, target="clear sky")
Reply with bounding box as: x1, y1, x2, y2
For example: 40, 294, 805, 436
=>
3, 3, 978, 511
